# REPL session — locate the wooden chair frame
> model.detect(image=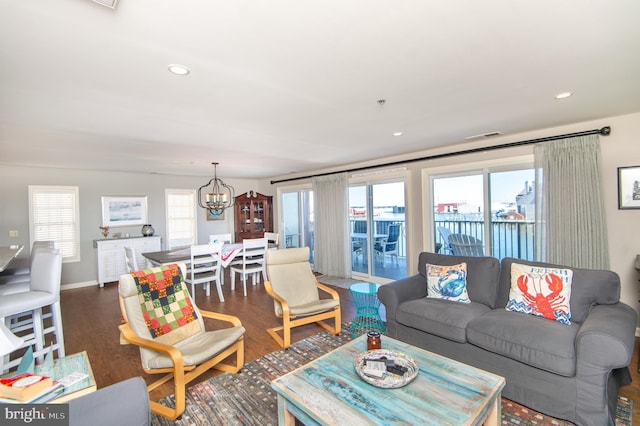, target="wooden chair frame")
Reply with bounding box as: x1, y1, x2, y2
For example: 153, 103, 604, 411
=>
118, 299, 244, 421
264, 277, 341, 349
